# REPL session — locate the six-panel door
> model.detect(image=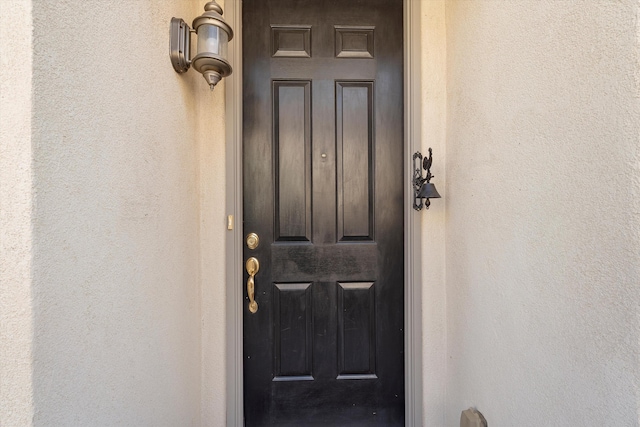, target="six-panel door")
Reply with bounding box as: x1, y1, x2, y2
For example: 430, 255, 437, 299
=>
243, 1, 404, 425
